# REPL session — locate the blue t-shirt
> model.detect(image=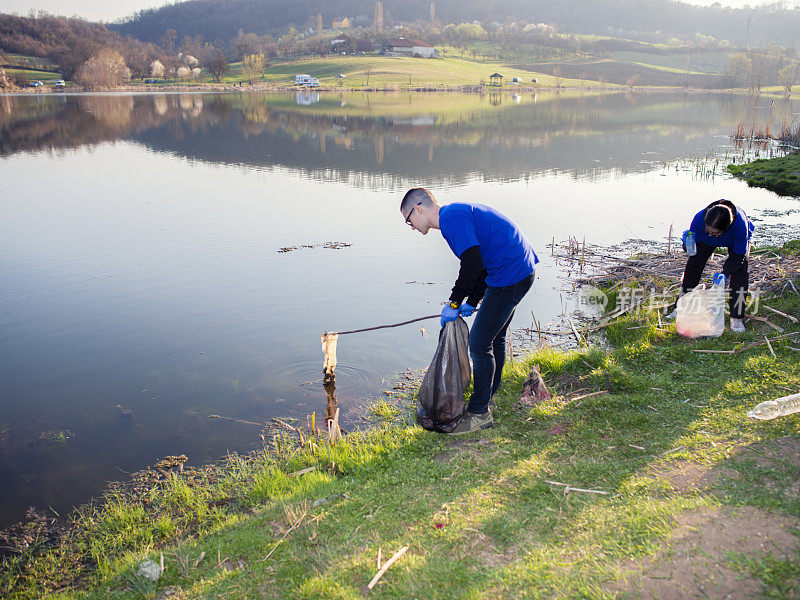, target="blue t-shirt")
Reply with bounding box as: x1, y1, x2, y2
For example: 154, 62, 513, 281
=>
689, 203, 755, 255
439, 203, 538, 287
